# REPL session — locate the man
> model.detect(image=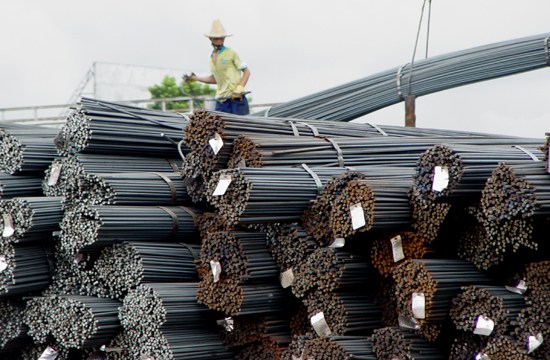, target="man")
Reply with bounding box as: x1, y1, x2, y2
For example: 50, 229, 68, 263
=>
188, 19, 251, 115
